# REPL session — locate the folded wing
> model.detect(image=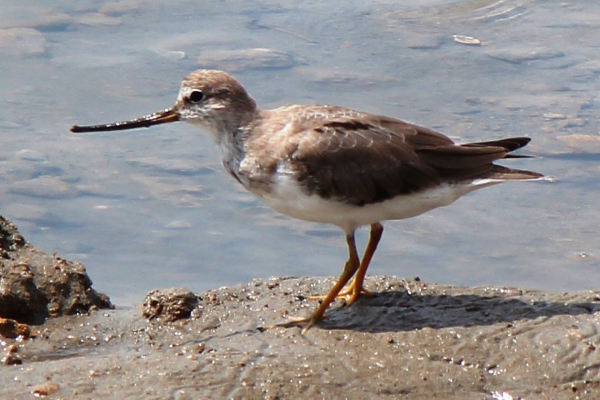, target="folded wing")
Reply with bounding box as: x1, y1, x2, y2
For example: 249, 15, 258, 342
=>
291, 115, 541, 206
